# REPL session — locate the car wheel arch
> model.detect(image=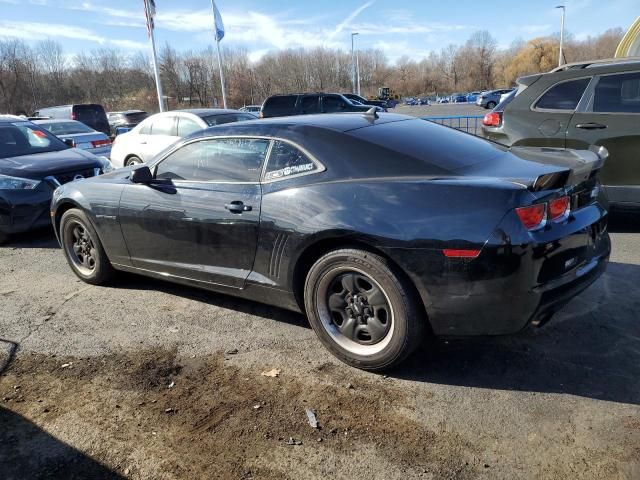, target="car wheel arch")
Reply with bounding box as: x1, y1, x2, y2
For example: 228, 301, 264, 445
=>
55, 202, 107, 253
290, 237, 432, 334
